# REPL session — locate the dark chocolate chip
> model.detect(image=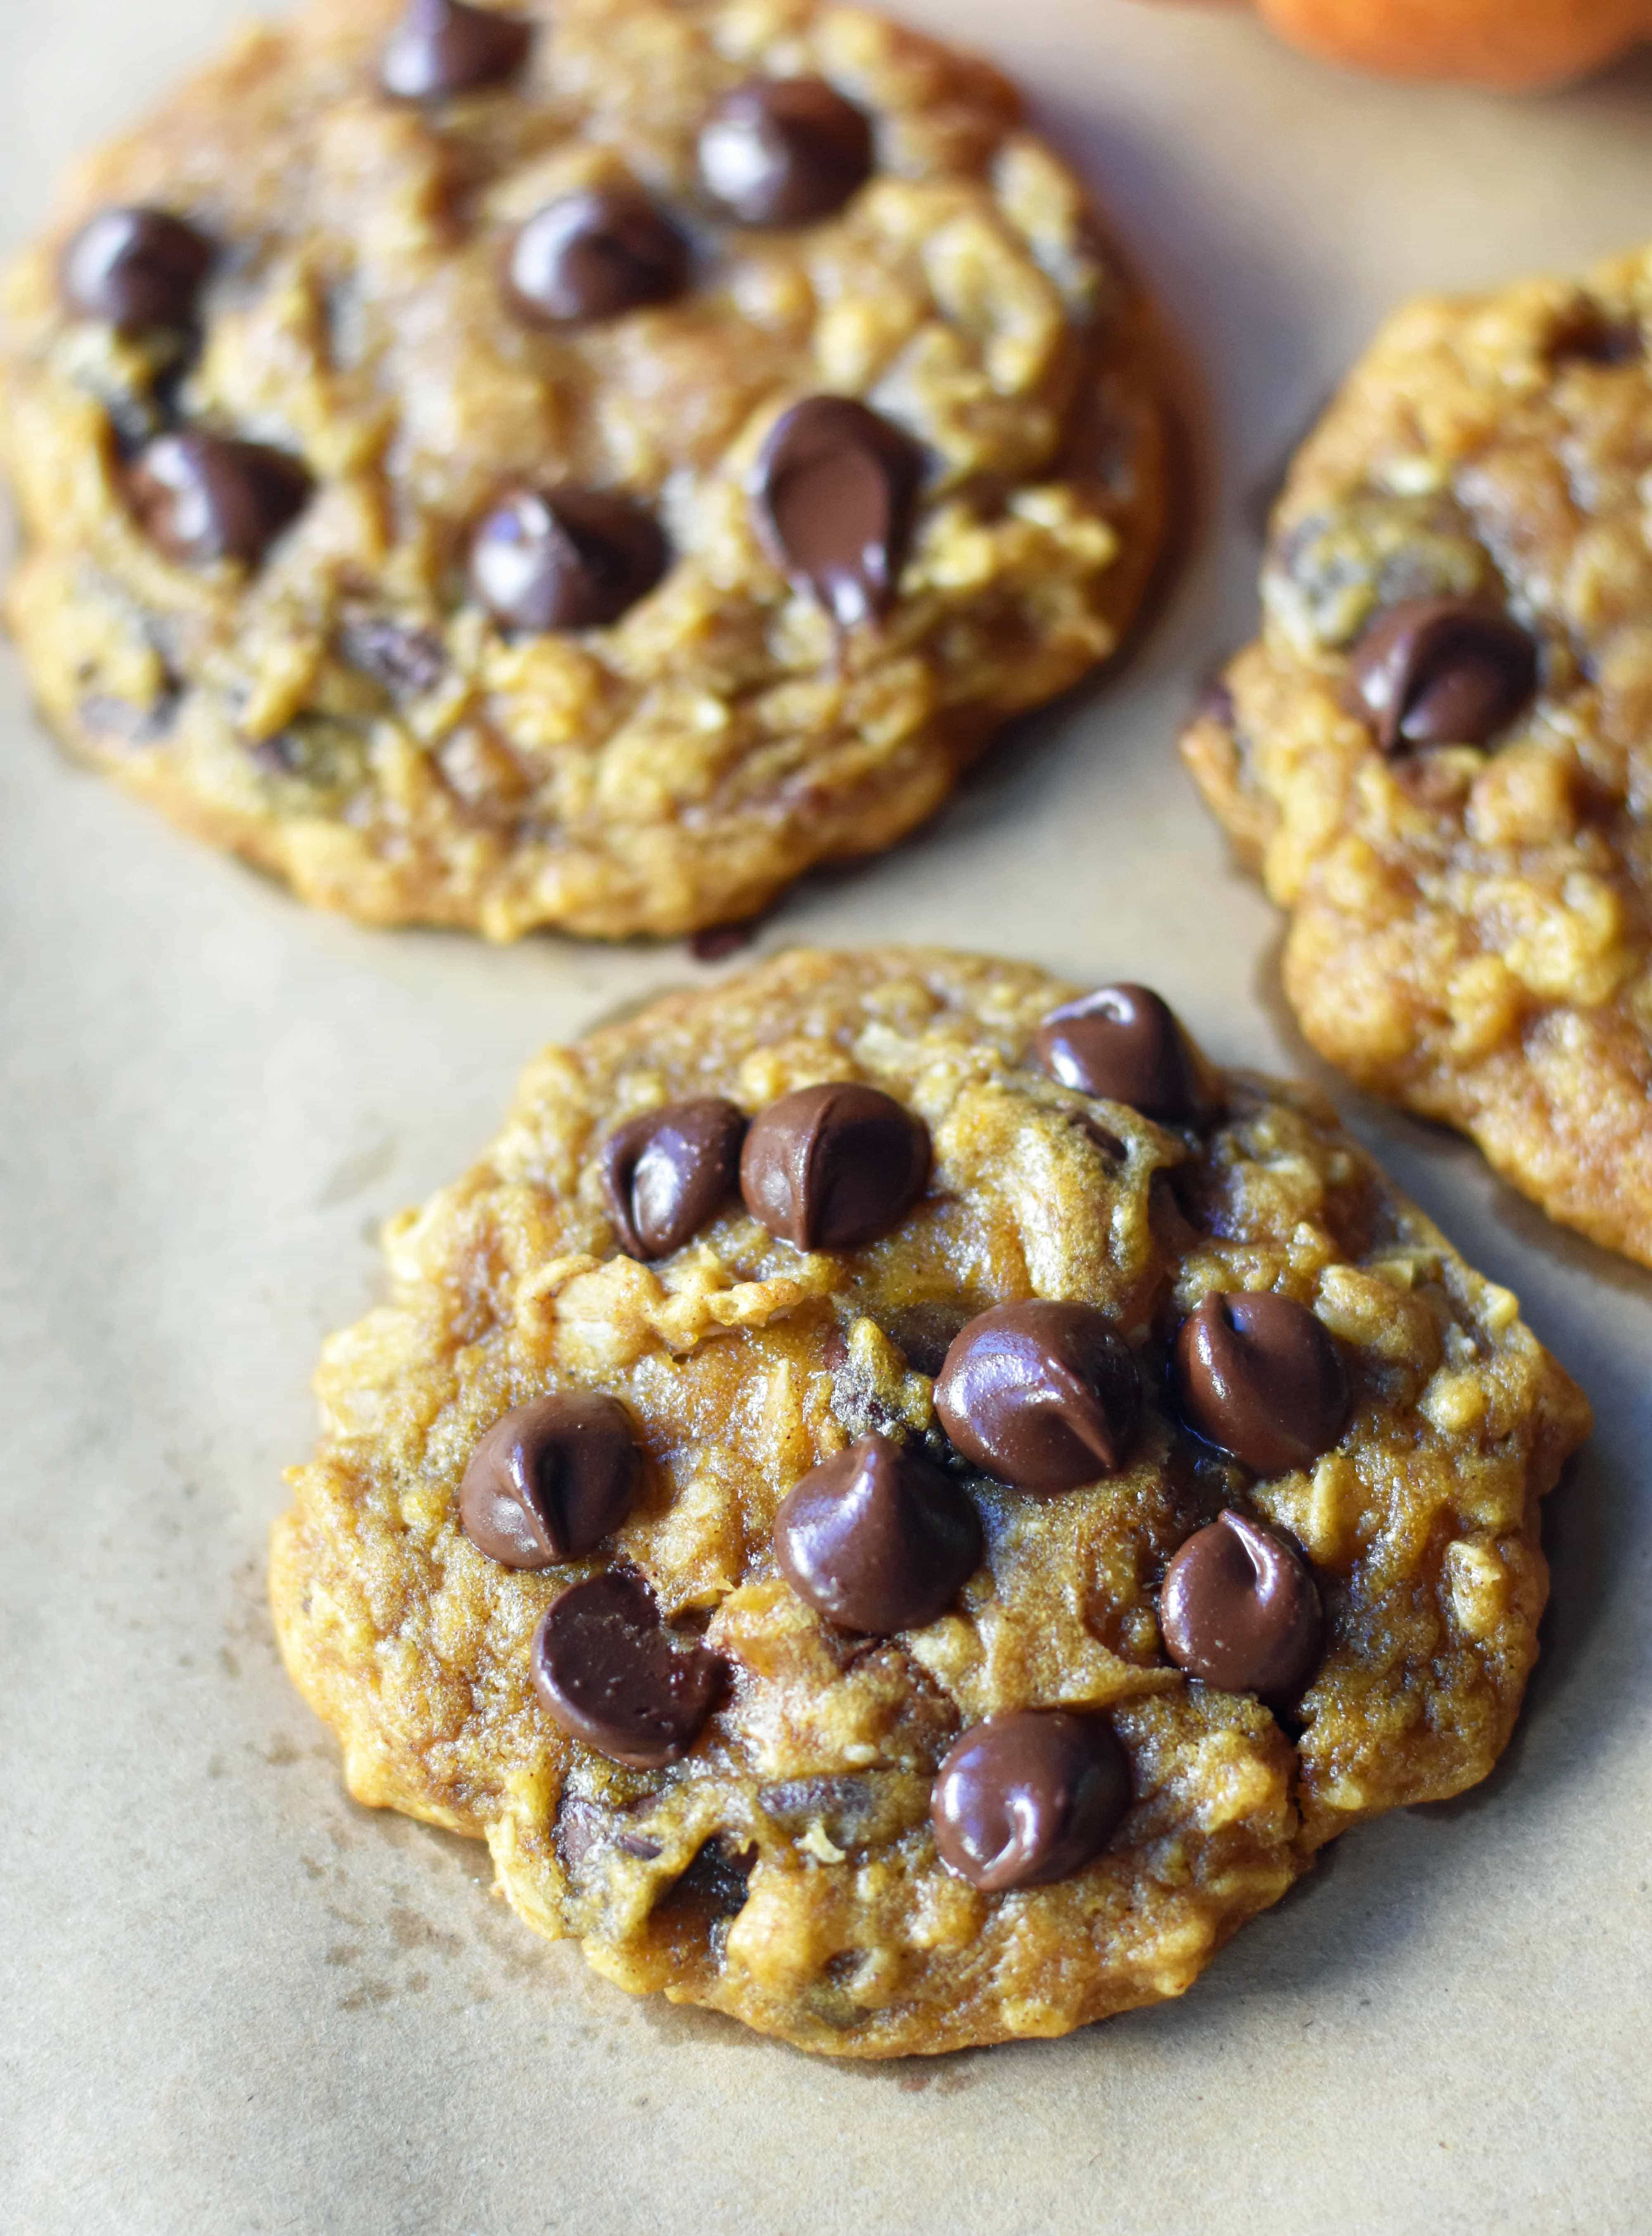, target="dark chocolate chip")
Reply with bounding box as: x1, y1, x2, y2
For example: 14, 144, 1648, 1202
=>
698, 77, 873, 227
1548, 303, 1642, 367
1159, 1508, 1322, 1696
59, 207, 214, 333
469, 486, 667, 631
1174, 1292, 1350, 1477
126, 432, 313, 566
338, 615, 446, 698
752, 396, 924, 630
661, 1836, 755, 1918
601, 1098, 748, 1260
934, 1300, 1140, 1496
507, 187, 691, 327
531, 1570, 724, 1769
459, 1392, 644, 1567
739, 1081, 930, 1252
930, 1711, 1130, 1891
1033, 984, 1211, 1124
380, 0, 533, 99
1351, 598, 1537, 753
774, 1431, 982, 1634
